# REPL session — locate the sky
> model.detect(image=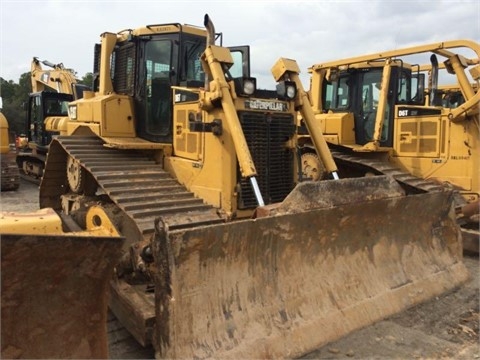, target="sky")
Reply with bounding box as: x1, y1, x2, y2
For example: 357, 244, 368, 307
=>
1, 0, 479, 89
